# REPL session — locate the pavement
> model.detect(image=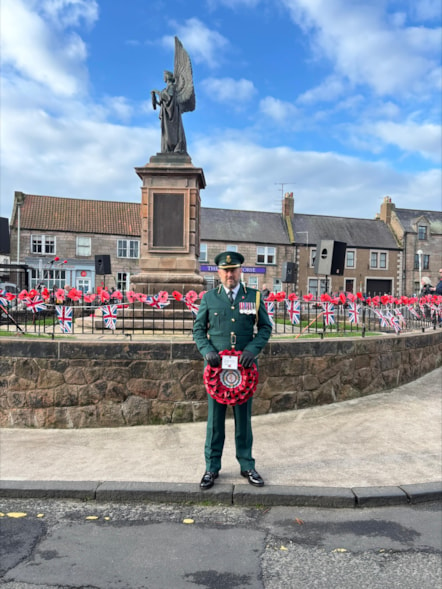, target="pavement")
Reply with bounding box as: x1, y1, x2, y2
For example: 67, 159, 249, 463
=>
1, 367, 441, 508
